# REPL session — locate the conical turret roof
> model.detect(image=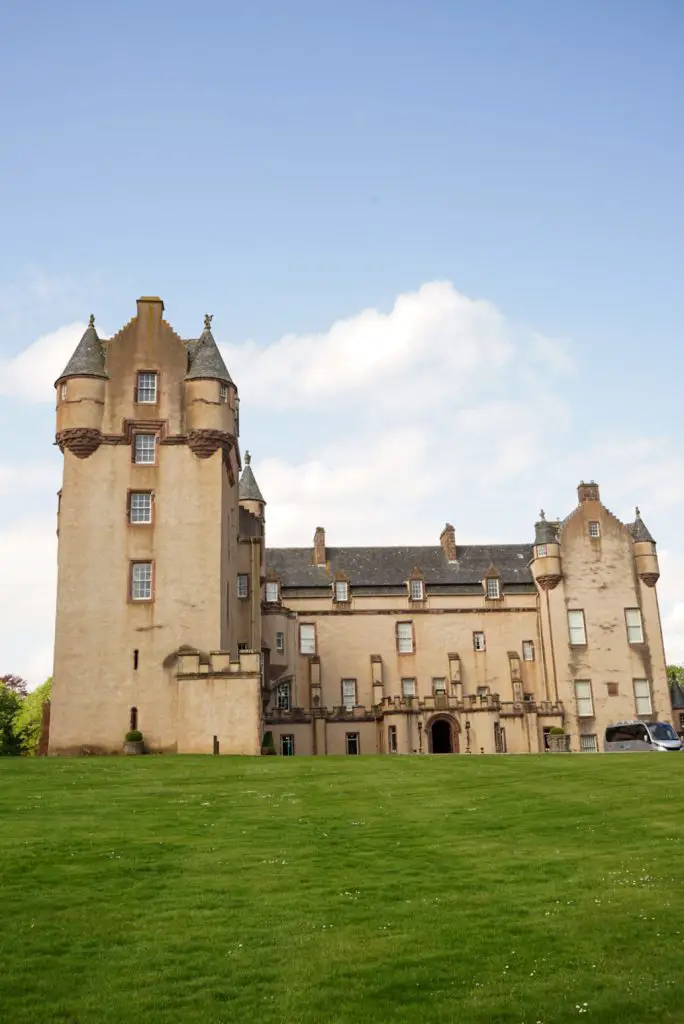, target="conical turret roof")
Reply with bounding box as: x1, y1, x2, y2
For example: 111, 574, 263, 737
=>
239, 451, 265, 504
534, 511, 558, 545
55, 315, 107, 384
185, 314, 233, 385
629, 507, 655, 543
